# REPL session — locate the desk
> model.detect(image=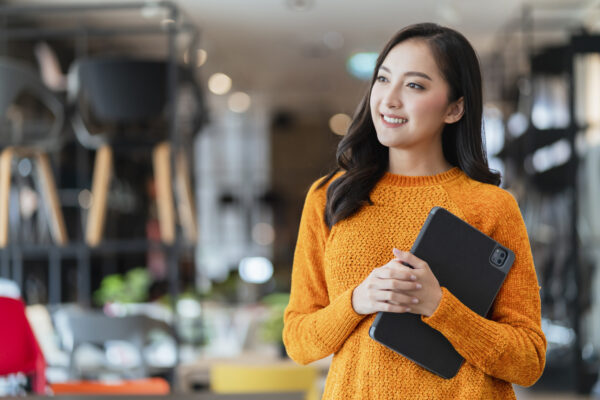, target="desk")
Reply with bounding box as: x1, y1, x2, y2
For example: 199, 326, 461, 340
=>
176, 352, 332, 393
